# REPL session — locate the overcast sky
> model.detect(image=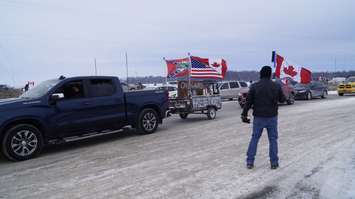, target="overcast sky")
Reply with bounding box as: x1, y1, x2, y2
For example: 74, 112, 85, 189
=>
1, 0, 355, 86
